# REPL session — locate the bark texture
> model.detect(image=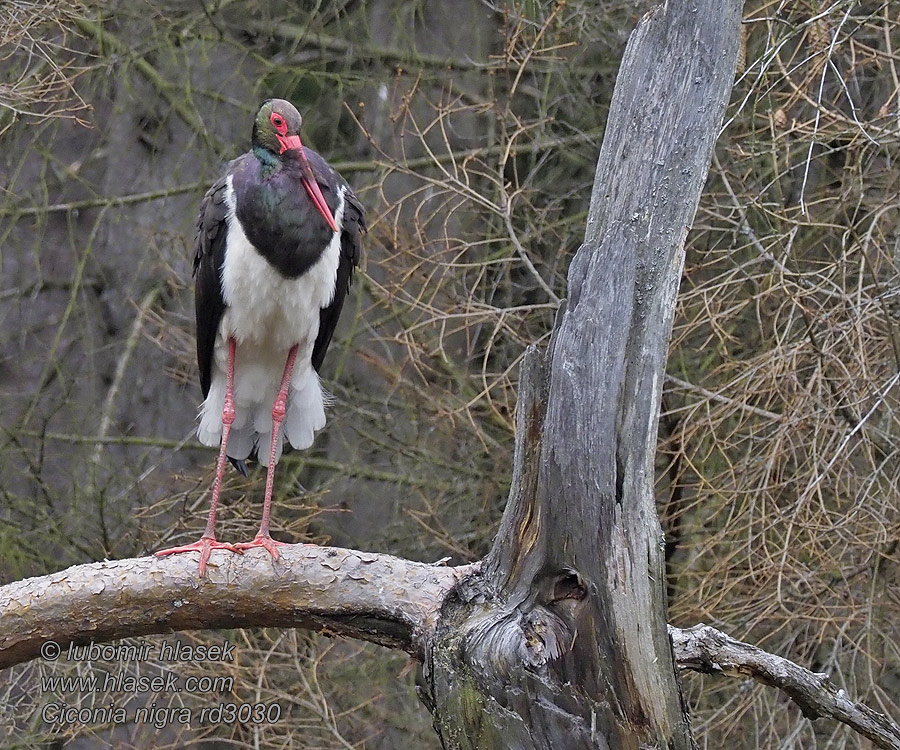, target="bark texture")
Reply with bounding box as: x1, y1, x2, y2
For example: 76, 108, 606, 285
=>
421, 2, 742, 748
0, 546, 470, 669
